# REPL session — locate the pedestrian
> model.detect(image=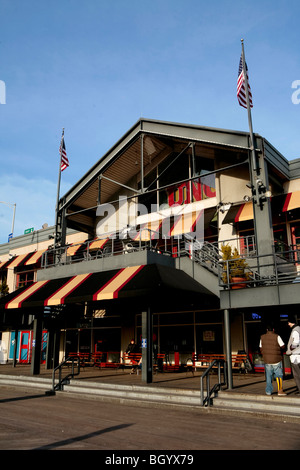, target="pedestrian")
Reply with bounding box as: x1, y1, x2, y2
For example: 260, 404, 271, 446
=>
126, 339, 139, 374
259, 324, 286, 396
286, 314, 300, 394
